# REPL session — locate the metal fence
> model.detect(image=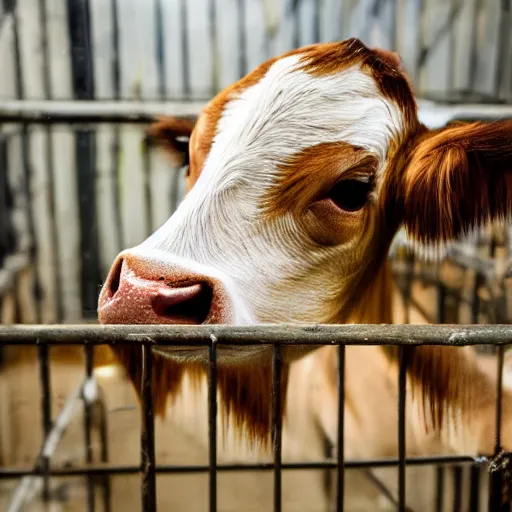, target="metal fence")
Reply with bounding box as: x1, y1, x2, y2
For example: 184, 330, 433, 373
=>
0, 324, 511, 511
0, 103, 511, 511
